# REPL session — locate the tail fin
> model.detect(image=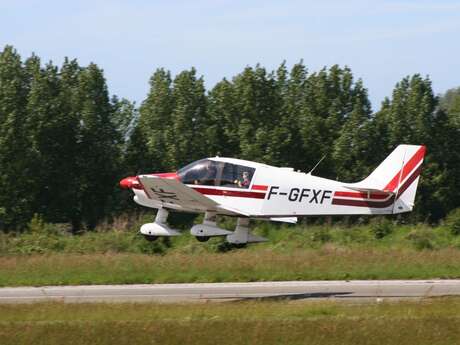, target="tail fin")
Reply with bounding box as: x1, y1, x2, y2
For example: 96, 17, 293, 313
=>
353, 145, 426, 213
